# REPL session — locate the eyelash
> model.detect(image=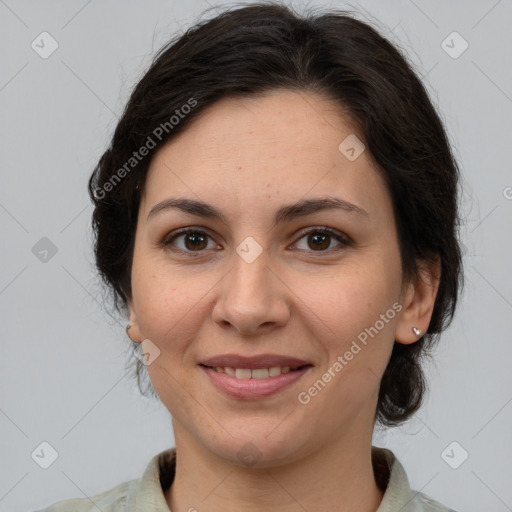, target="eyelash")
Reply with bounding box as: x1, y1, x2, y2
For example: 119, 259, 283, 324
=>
161, 226, 352, 256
